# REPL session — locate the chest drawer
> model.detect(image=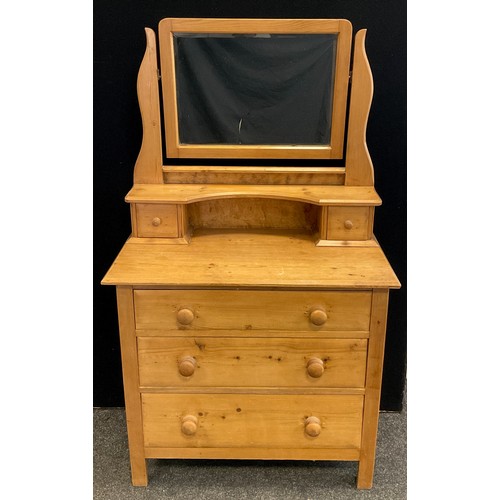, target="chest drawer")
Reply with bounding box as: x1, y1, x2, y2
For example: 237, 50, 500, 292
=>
142, 393, 363, 449
134, 290, 372, 332
138, 337, 367, 388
